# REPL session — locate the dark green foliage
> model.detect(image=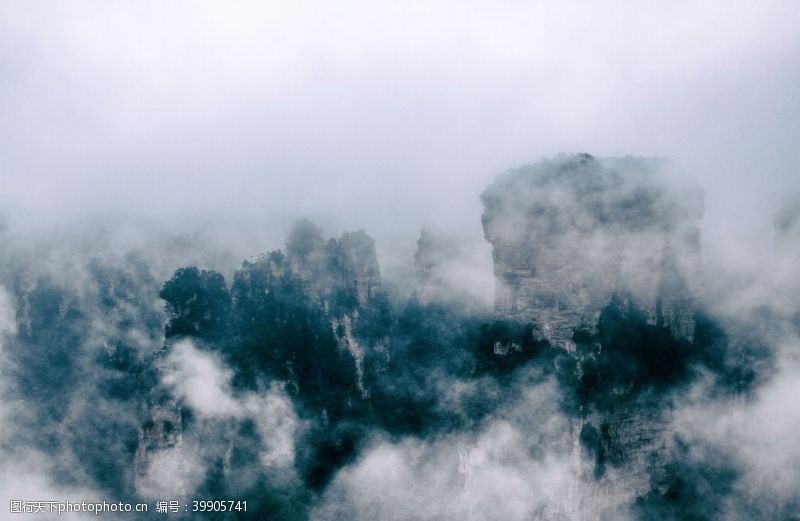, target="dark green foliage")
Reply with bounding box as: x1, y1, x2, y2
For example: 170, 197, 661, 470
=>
296, 422, 366, 490
360, 300, 484, 435
89, 256, 164, 336
475, 320, 549, 375
567, 295, 771, 418
9, 279, 85, 422
0, 261, 162, 502
228, 252, 308, 382
227, 254, 362, 420
65, 403, 141, 498
351, 291, 393, 343
0, 219, 780, 519
327, 231, 379, 302
291, 311, 362, 421
597, 296, 691, 387
157, 250, 367, 493
96, 341, 156, 401
573, 295, 694, 412
160, 266, 231, 340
